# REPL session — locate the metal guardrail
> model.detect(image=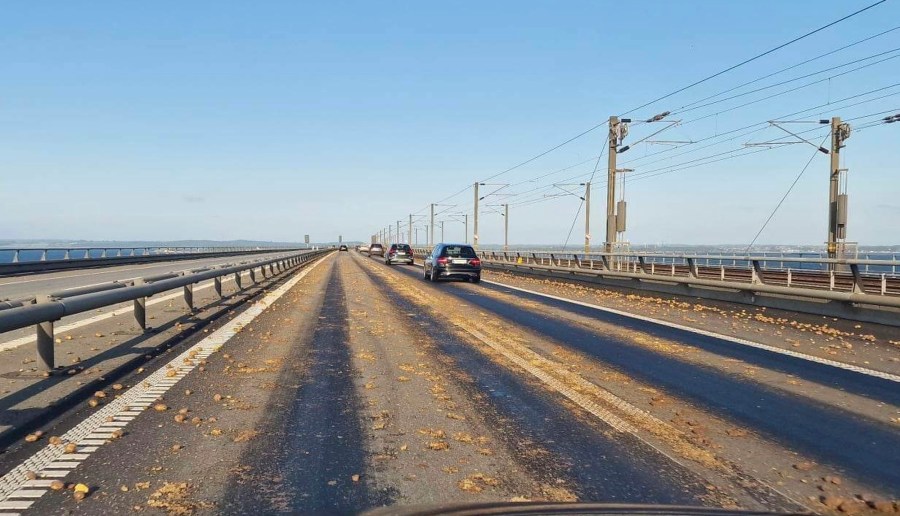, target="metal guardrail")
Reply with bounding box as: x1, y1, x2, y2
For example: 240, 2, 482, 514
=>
0, 247, 308, 276
0, 246, 303, 263
0, 249, 333, 371
410, 246, 900, 302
